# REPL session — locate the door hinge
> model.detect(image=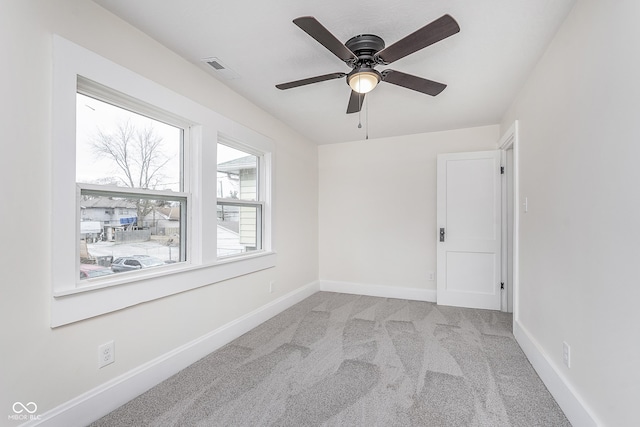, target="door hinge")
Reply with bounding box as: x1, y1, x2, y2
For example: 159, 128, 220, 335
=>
500, 166, 505, 175
500, 282, 505, 290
